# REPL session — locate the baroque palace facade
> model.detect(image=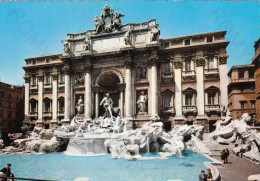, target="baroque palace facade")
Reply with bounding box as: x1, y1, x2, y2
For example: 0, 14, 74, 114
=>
23, 5, 229, 132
